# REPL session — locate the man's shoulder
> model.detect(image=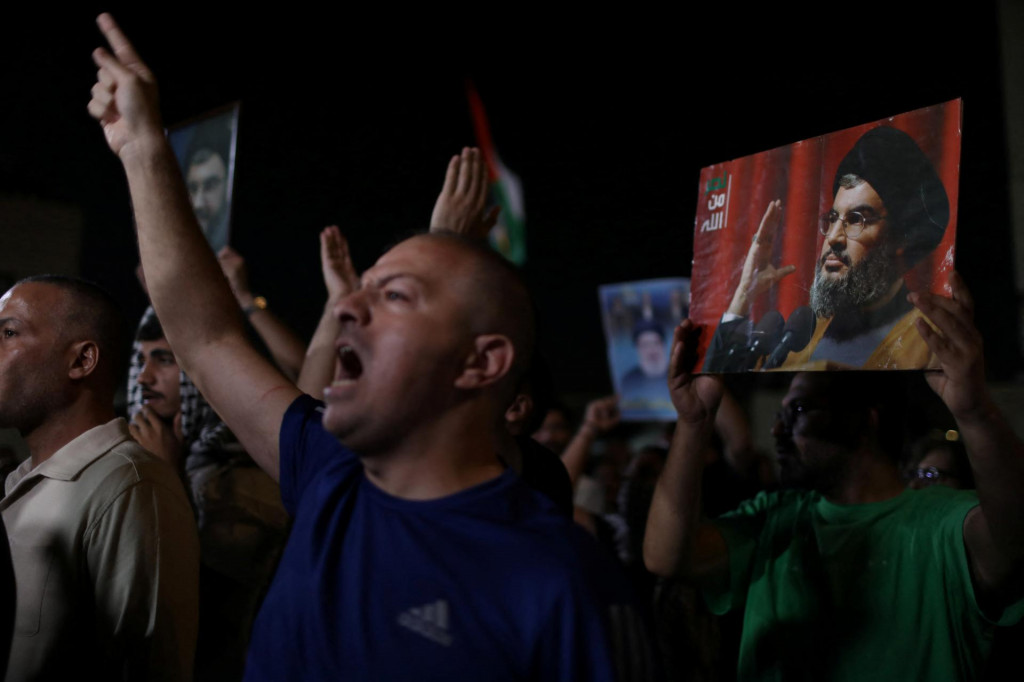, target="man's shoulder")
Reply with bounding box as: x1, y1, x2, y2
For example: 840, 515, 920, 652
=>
865, 305, 936, 370
897, 485, 979, 519
278, 394, 360, 512
783, 303, 935, 371
86, 434, 181, 491
720, 488, 816, 519
279, 394, 354, 459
